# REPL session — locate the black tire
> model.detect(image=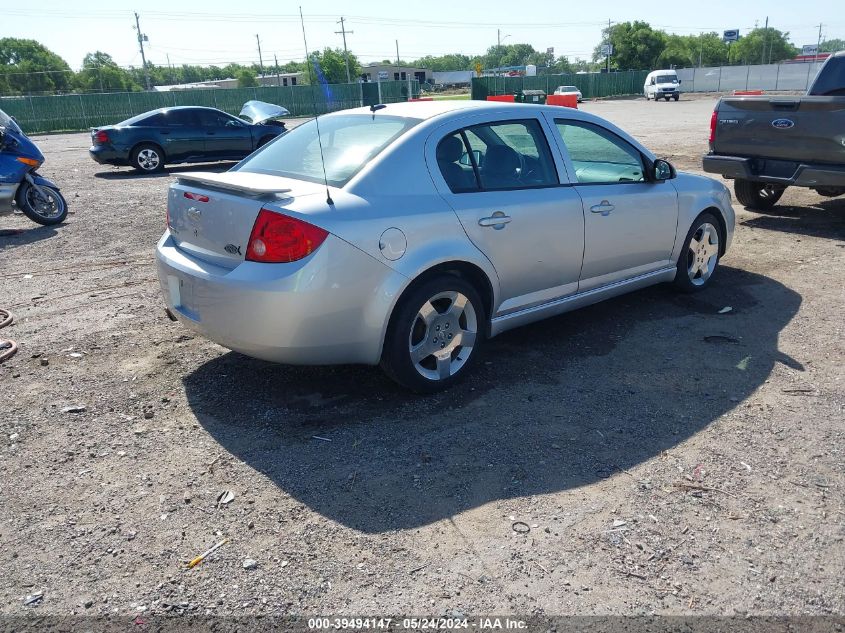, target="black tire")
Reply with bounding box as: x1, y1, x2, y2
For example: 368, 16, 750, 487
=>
381, 275, 485, 392
15, 182, 68, 226
130, 143, 165, 173
734, 179, 785, 210
673, 94, 680, 101
673, 212, 723, 293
